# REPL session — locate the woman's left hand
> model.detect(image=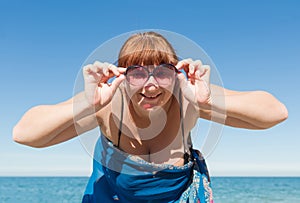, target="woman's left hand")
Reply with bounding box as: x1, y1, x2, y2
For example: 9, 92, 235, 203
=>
176, 59, 211, 109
